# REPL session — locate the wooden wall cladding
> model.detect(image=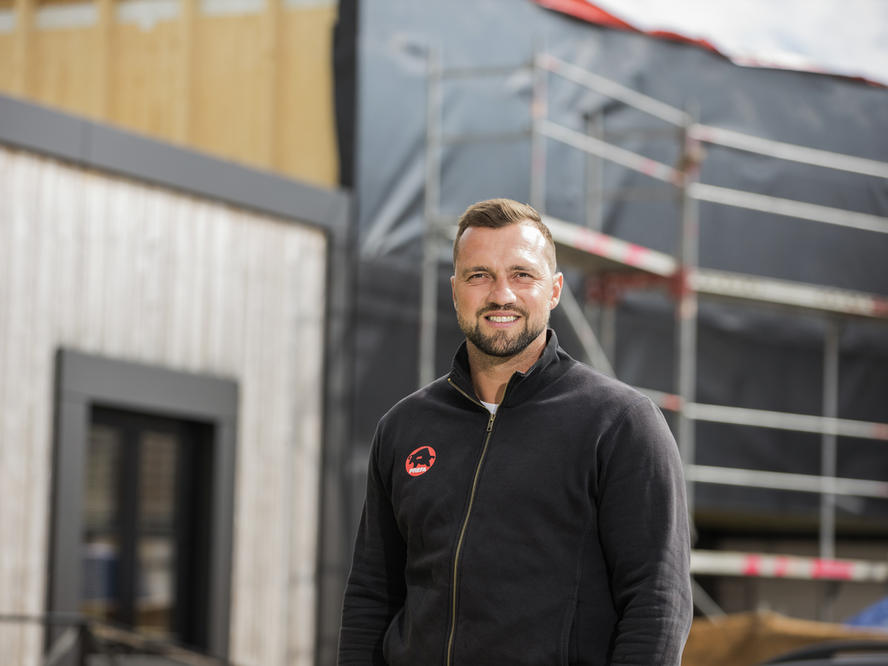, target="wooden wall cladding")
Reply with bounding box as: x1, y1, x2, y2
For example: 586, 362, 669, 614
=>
0, 0, 338, 186
0, 145, 328, 665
